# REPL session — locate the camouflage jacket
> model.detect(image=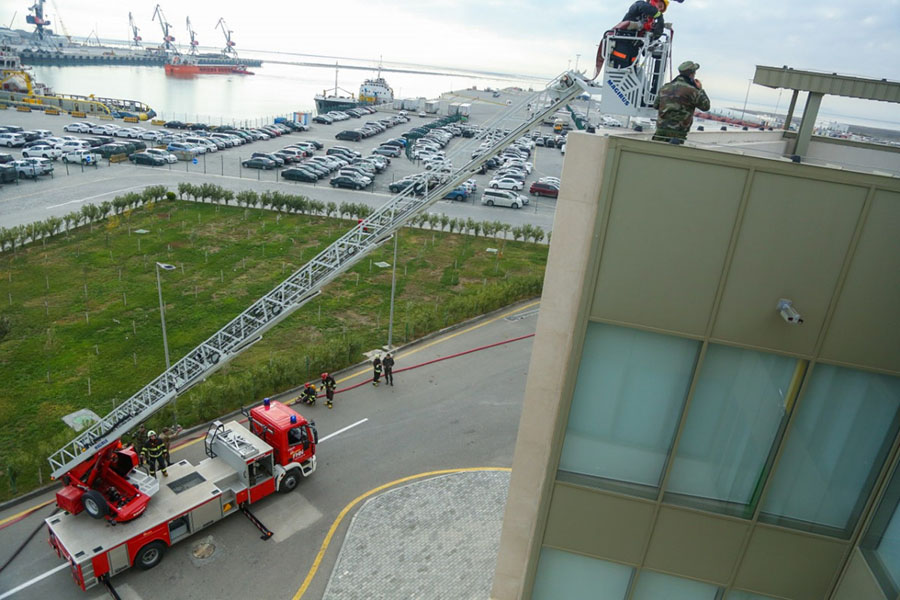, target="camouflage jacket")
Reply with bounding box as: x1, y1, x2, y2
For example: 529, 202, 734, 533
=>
653, 75, 710, 139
